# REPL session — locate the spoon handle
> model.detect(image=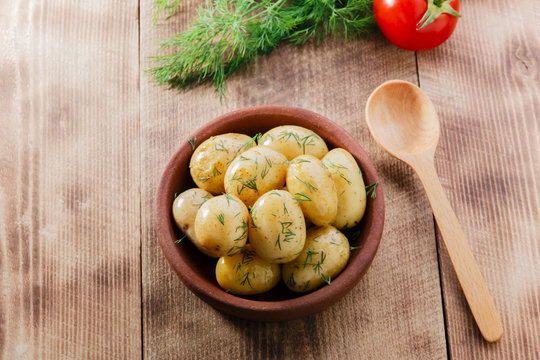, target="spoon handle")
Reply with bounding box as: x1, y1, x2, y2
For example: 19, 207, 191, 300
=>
413, 159, 503, 342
